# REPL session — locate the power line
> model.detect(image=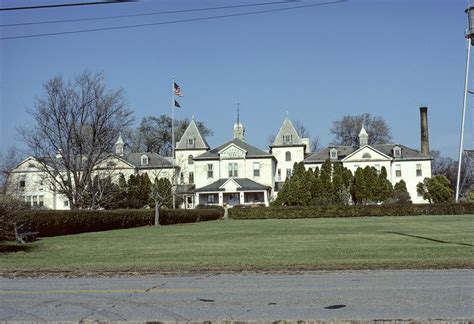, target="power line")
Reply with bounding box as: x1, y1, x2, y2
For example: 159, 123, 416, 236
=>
0, 0, 136, 11
0, 0, 347, 40
1, 0, 298, 27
